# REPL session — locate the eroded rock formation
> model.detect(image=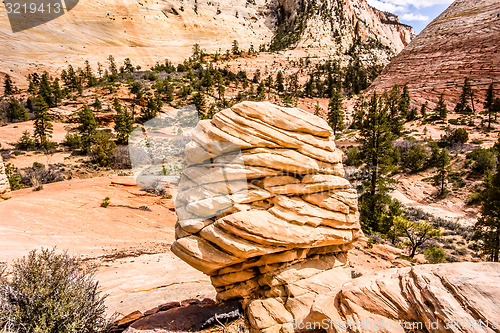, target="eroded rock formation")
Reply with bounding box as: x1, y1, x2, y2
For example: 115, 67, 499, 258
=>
171, 101, 362, 331
369, 0, 500, 108
171, 102, 500, 333
0, 156, 11, 201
